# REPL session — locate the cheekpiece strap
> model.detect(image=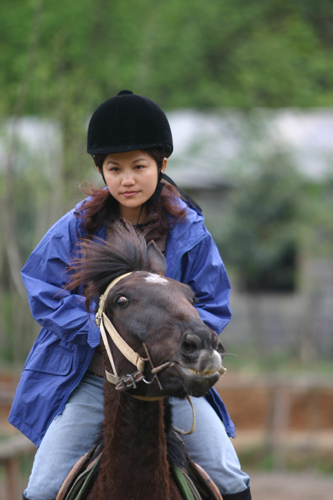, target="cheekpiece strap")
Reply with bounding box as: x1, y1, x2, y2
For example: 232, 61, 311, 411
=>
102, 312, 145, 372
95, 271, 146, 387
